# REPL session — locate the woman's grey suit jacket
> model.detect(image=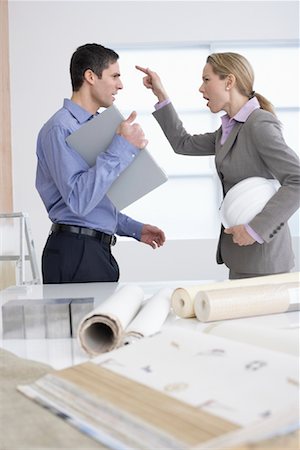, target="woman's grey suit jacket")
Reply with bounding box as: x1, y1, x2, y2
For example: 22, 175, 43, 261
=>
153, 103, 300, 275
